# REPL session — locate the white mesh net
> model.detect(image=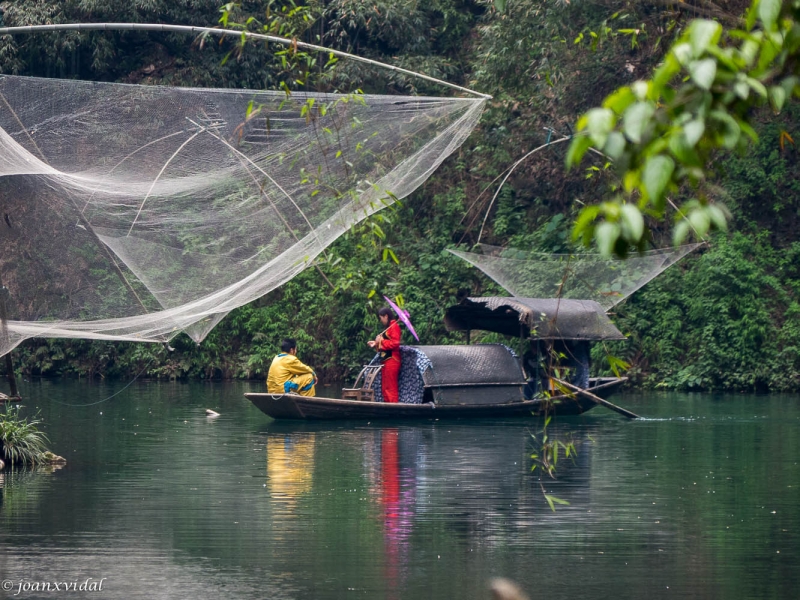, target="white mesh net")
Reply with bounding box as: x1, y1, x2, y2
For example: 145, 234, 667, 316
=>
448, 243, 702, 310
0, 75, 485, 356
